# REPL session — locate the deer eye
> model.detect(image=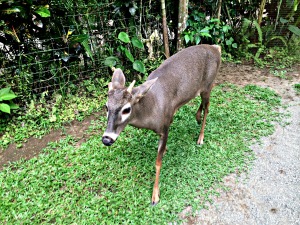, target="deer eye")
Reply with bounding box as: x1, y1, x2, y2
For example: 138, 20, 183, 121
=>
122, 107, 131, 115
